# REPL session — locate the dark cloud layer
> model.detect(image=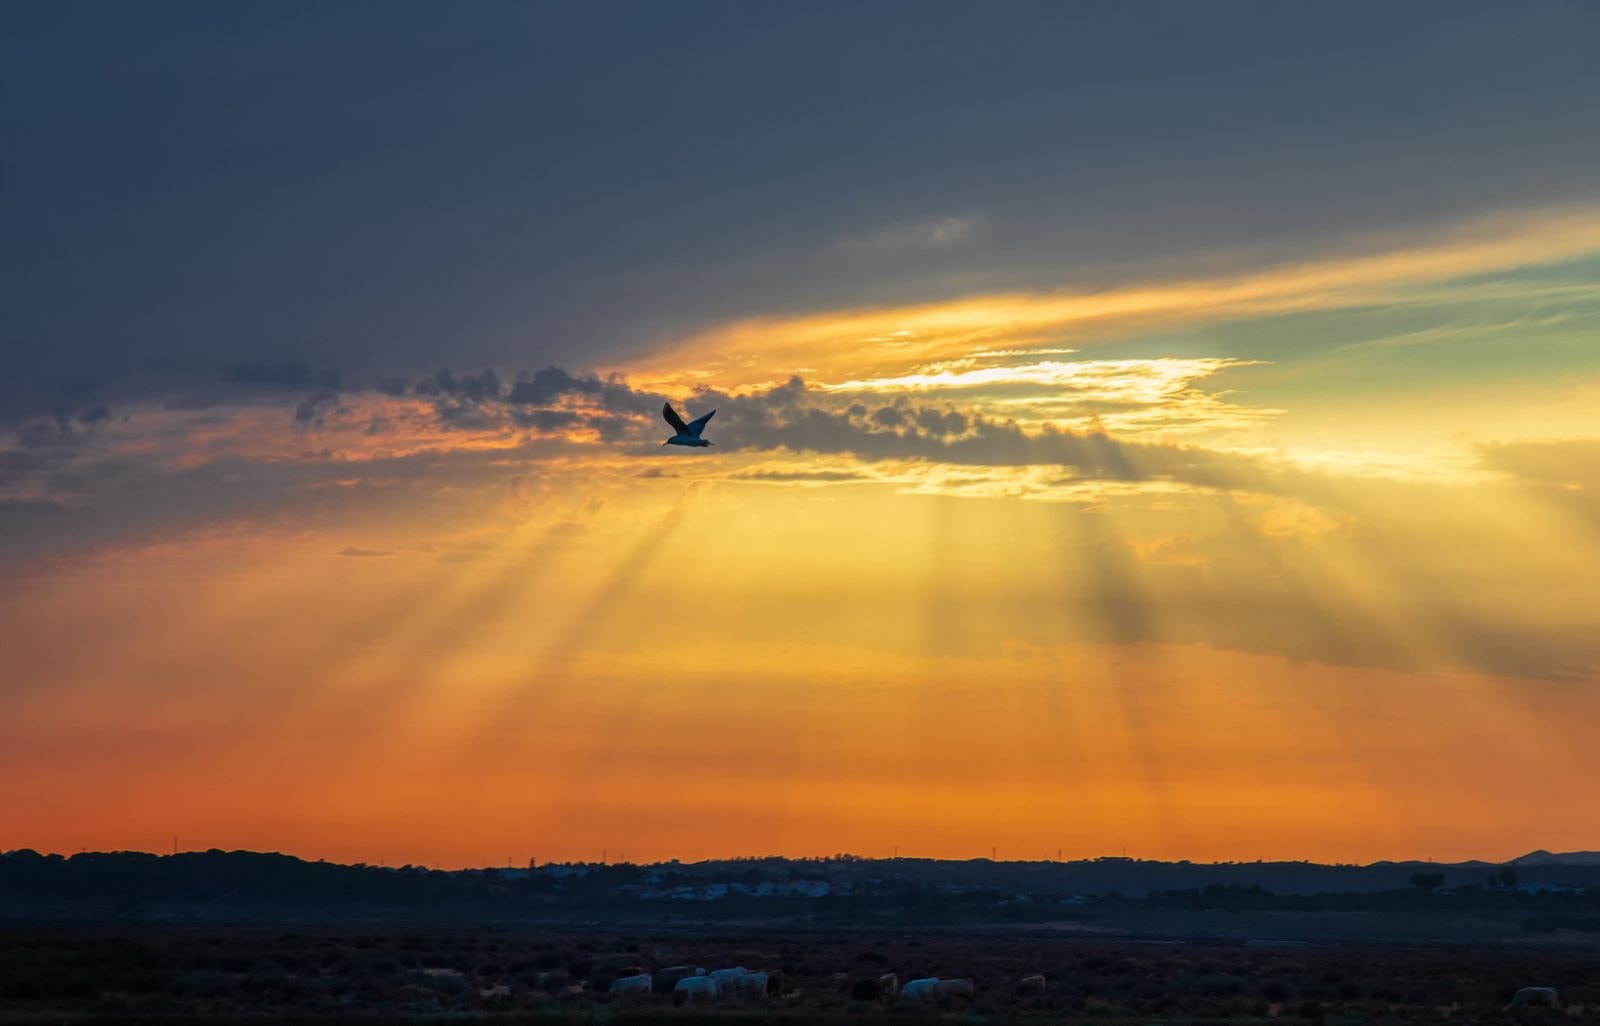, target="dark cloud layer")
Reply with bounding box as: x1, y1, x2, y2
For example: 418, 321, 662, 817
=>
229, 363, 341, 390
5, 2, 1600, 417
353, 365, 1268, 495
0, 360, 1289, 570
